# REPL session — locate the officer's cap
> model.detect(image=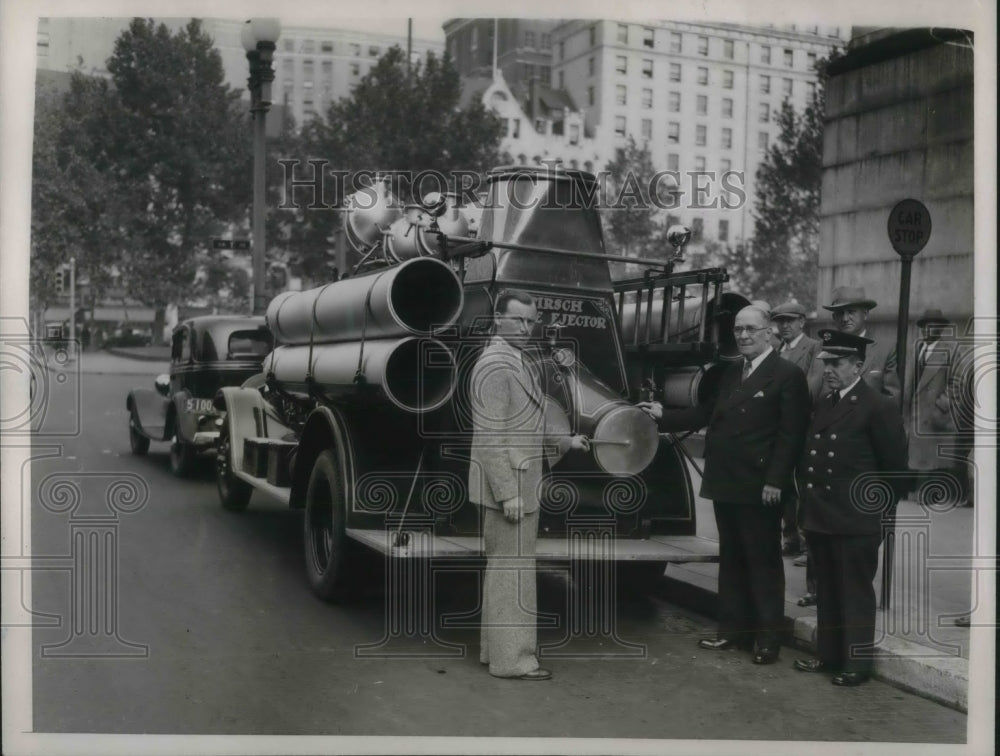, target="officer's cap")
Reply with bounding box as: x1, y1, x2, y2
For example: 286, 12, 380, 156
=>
816, 328, 874, 360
